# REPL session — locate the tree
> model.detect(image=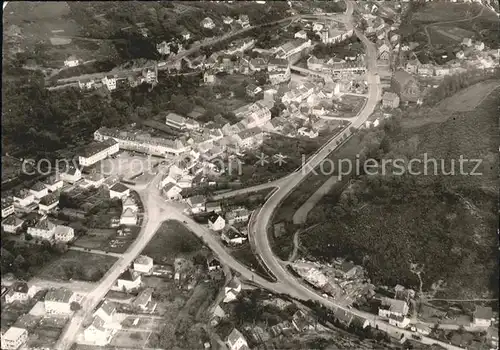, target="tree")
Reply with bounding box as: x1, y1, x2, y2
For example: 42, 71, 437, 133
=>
70, 301, 81, 311
25, 233, 33, 241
